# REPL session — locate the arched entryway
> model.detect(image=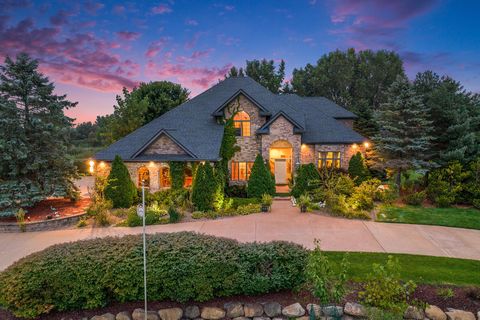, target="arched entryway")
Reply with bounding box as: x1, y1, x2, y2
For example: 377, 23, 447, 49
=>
269, 140, 293, 185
